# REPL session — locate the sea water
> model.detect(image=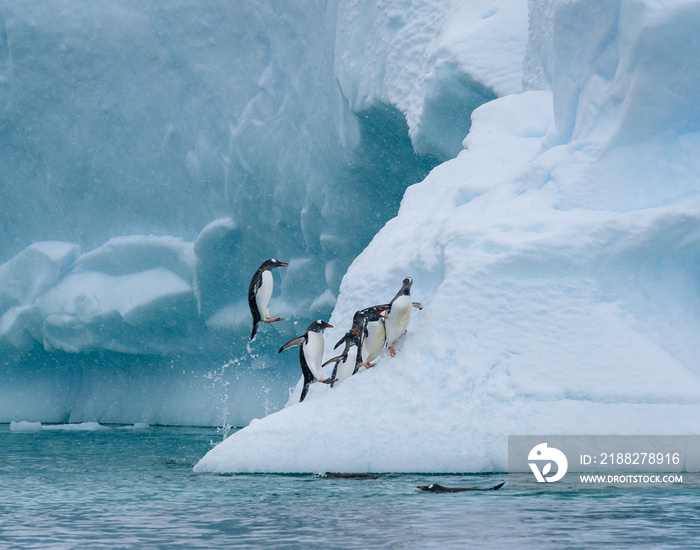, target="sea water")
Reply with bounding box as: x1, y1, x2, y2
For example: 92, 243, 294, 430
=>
1, 424, 699, 549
